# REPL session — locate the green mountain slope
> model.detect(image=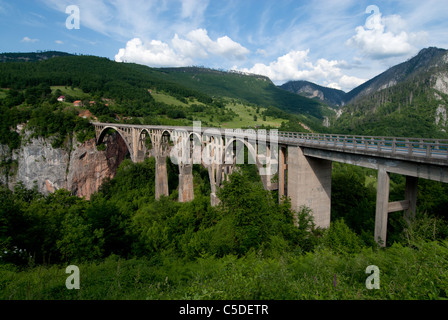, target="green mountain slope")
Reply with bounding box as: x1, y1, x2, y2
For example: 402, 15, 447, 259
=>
155, 67, 327, 118
0, 53, 331, 148
330, 47, 448, 138
0, 54, 327, 119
